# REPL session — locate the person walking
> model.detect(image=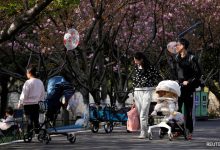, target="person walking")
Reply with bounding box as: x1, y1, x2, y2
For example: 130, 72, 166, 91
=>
132, 52, 161, 139
18, 66, 45, 133
172, 38, 202, 139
